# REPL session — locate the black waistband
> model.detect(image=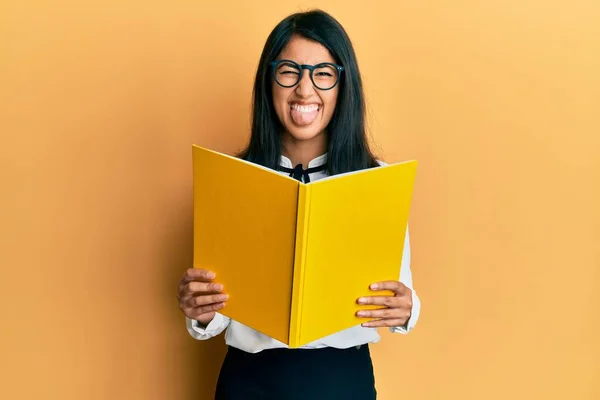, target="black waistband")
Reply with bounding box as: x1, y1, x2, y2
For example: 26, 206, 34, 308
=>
226, 344, 369, 361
